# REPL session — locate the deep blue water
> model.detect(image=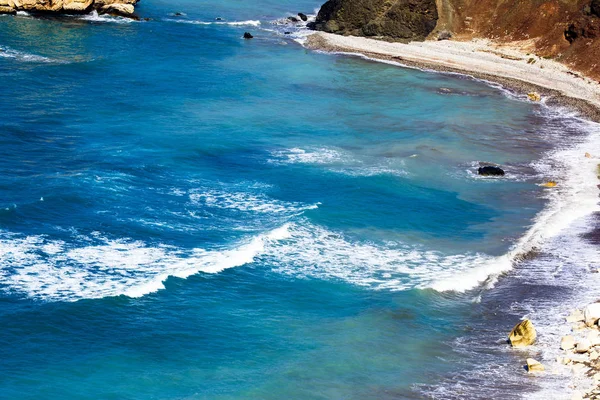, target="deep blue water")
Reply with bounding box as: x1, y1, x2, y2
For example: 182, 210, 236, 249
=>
0, 2, 592, 398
